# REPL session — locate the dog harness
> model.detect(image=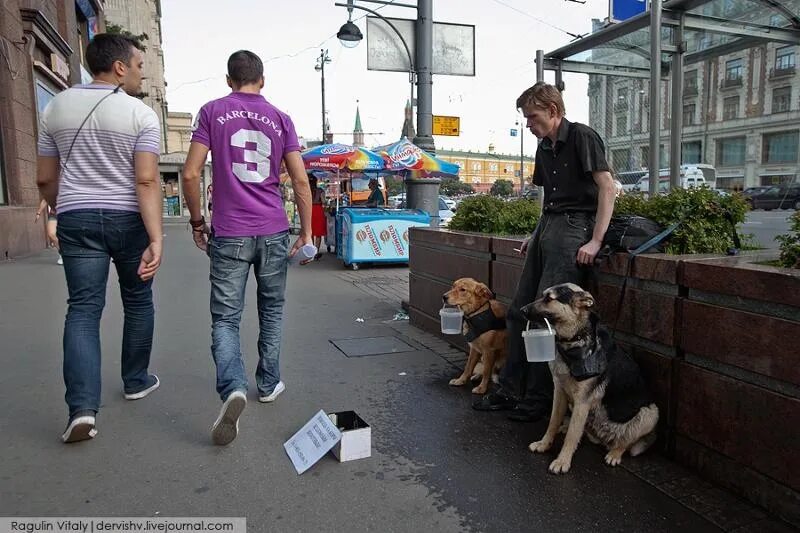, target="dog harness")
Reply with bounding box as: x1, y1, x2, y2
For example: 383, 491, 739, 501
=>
557, 316, 608, 381
463, 305, 506, 342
